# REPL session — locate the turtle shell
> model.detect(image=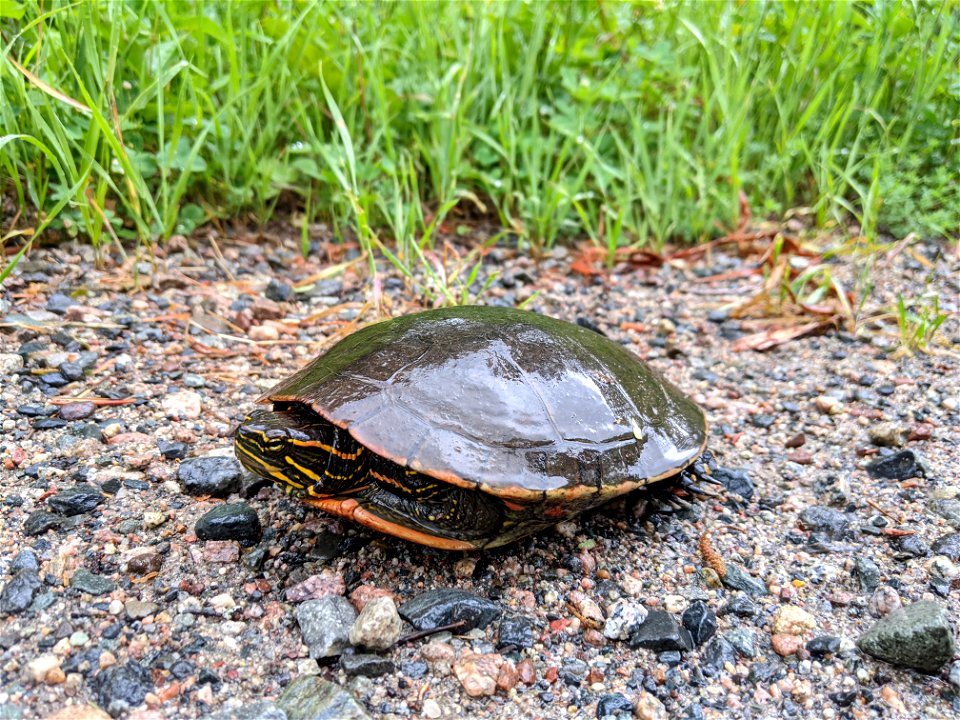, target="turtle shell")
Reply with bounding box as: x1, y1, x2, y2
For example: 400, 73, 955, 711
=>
261, 306, 706, 501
